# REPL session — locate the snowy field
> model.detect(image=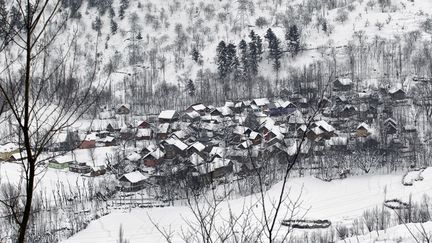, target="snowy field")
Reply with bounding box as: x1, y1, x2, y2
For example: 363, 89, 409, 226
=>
61, 168, 432, 243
